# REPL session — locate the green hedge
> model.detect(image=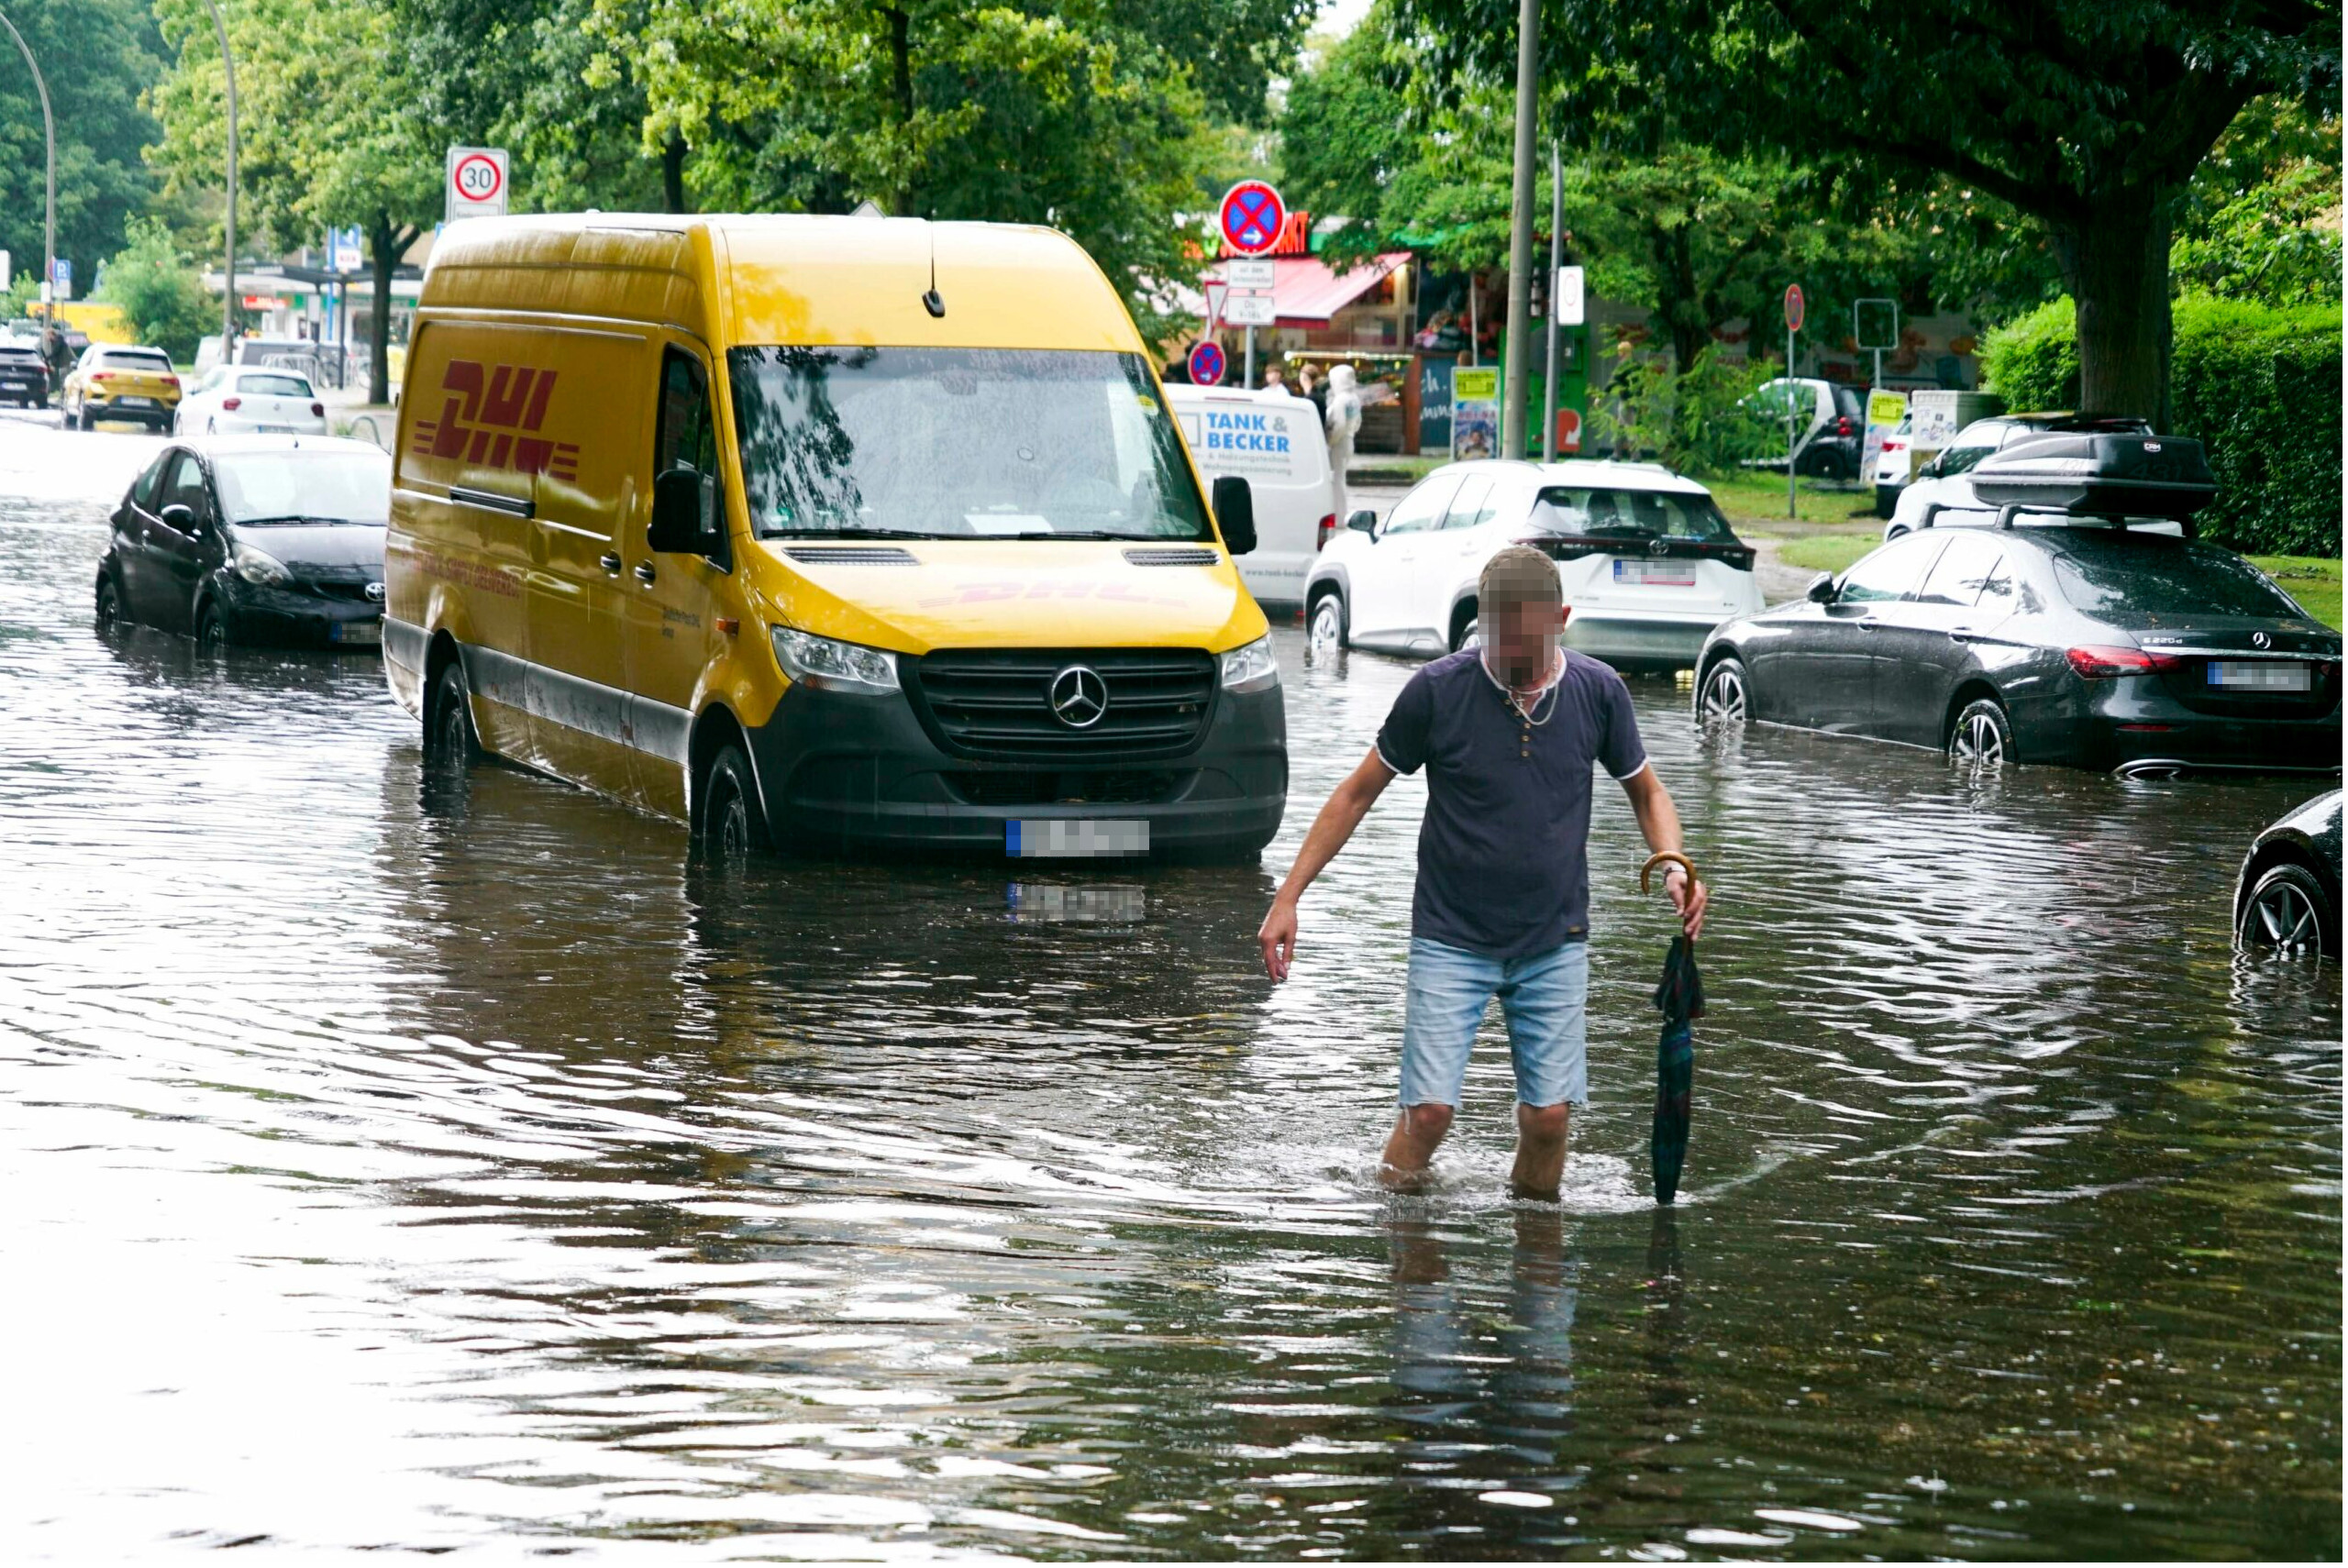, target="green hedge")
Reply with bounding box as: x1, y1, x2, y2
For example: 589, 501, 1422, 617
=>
1979, 296, 2343, 556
